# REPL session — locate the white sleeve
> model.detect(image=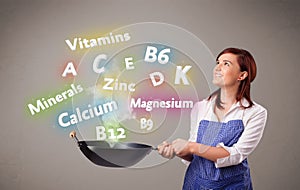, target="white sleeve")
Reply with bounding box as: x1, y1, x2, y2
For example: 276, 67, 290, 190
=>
188, 102, 202, 142
182, 101, 206, 165
215, 105, 267, 168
